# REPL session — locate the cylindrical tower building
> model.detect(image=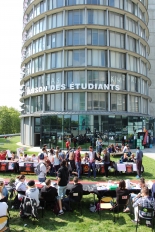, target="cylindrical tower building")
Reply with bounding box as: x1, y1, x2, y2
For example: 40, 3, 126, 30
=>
20, 0, 153, 149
